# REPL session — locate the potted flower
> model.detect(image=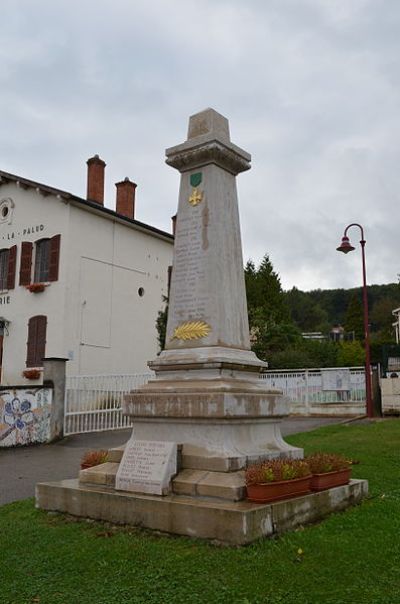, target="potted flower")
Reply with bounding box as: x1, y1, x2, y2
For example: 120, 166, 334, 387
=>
245, 458, 312, 503
306, 452, 352, 492
22, 368, 42, 380
26, 283, 46, 293
80, 450, 108, 470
